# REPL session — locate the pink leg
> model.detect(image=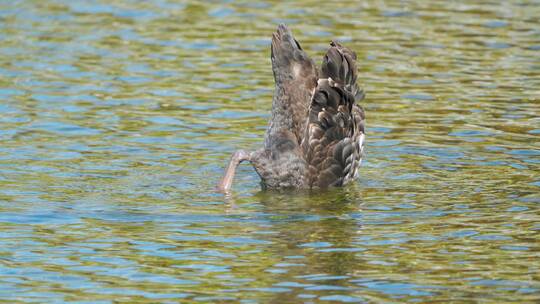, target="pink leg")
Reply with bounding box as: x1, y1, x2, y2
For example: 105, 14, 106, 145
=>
217, 150, 250, 193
